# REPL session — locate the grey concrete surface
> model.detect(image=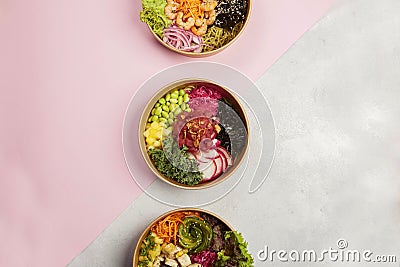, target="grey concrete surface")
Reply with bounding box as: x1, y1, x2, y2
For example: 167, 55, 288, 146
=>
68, 0, 400, 266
